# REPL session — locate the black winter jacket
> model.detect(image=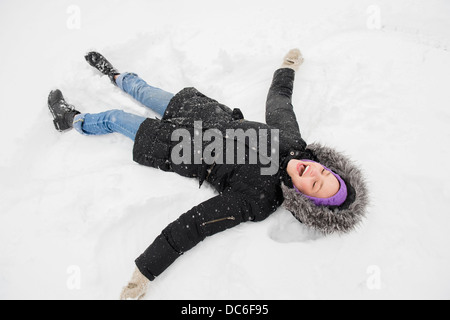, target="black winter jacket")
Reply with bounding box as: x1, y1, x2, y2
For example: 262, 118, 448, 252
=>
133, 68, 316, 281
